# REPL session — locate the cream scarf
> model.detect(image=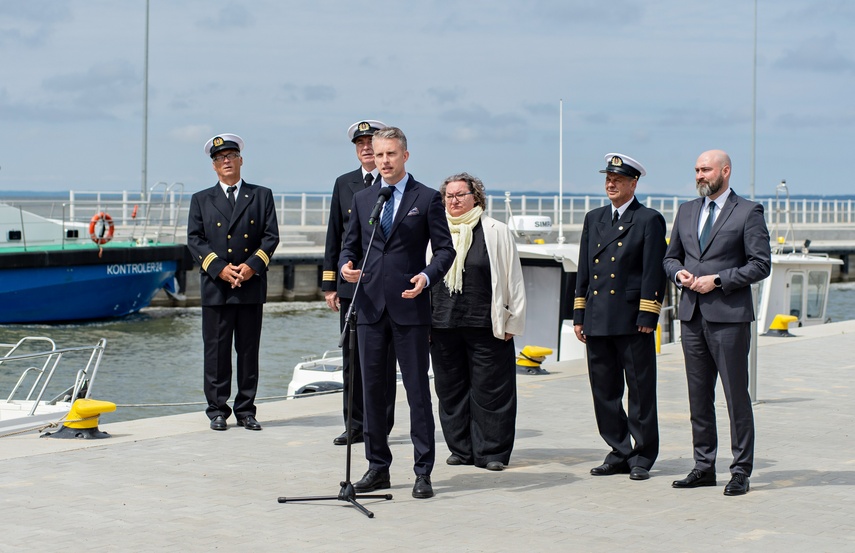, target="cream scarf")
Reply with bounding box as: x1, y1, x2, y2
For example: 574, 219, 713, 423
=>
443, 206, 484, 294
